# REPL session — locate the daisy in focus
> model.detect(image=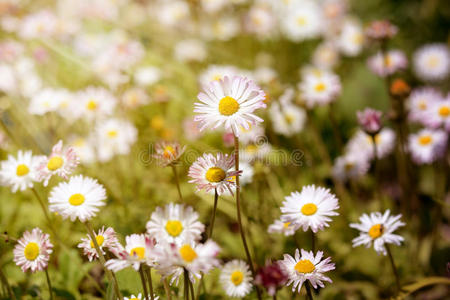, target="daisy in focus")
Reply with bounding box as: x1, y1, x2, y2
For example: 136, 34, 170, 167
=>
408, 129, 447, 164
153, 141, 185, 167
194, 75, 266, 136
279, 249, 335, 293
220, 260, 253, 298
146, 203, 204, 246
413, 43, 450, 81
38, 140, 79, 186
188, 153, 239, 195
13, 227, 53, 272
78, 226, 122, 261
280, 185, 339, 233
0, 150, 42, 193
350, 210, 405, 255
48, 175, 106, 222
